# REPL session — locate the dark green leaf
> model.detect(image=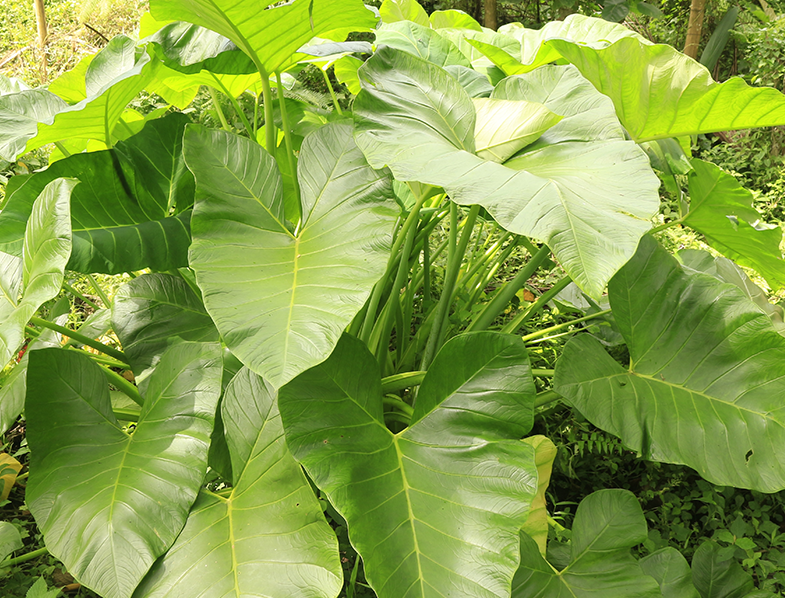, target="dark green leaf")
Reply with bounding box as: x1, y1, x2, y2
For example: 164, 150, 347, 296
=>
280, 332, 538, 598
555, 235, 785, 491
26, 343, 223, 598
640, 547, 700, 598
